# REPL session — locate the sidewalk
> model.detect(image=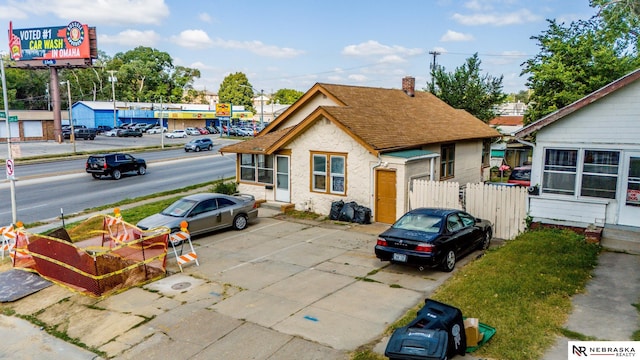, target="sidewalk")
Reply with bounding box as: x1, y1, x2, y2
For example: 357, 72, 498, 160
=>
542, 250, 640, 359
